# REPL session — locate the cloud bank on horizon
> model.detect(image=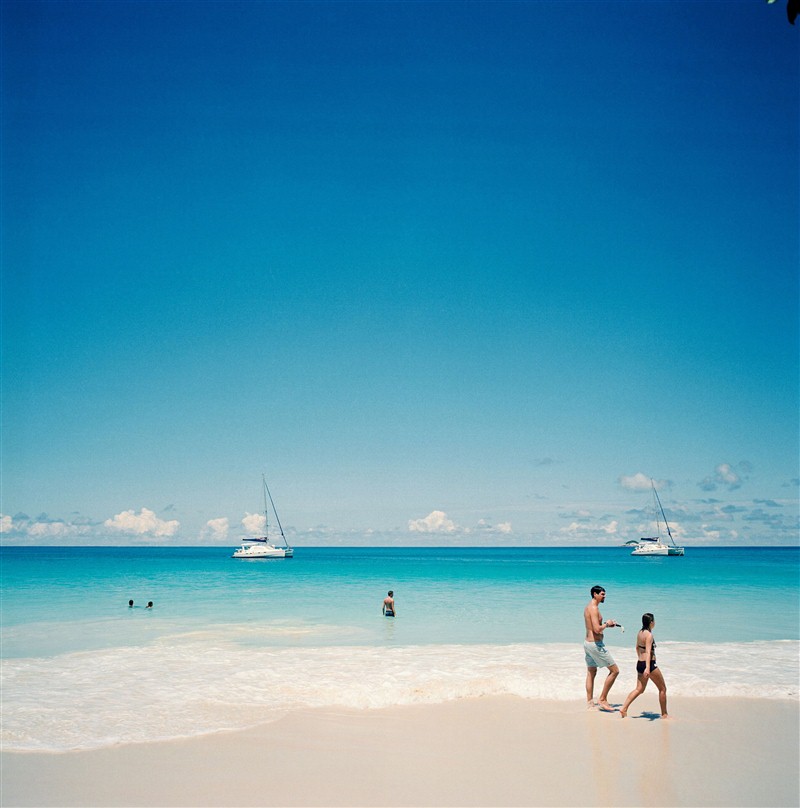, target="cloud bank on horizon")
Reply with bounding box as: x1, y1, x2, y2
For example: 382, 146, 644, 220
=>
2, 466, 797, 547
